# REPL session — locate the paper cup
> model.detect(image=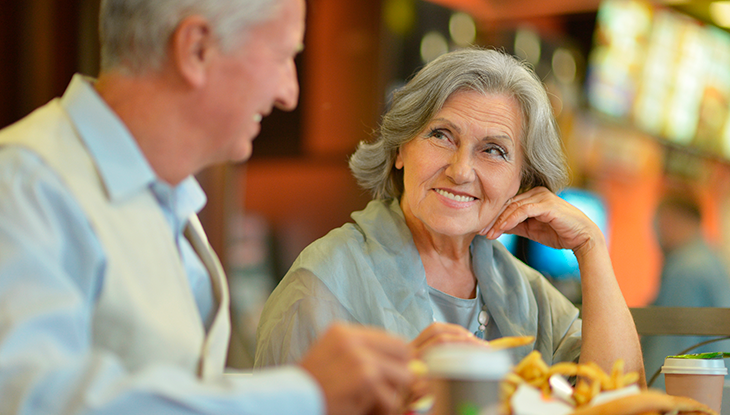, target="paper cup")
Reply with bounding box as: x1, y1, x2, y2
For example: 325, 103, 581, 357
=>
662, 356, 727, 414
424, 344, 512, 415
